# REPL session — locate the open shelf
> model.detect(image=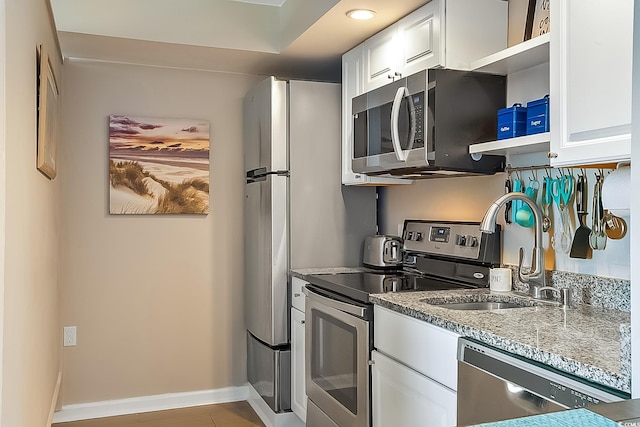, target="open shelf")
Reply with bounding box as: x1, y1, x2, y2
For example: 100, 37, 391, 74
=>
471, 33, 550, 74
469, 132, 550, 156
